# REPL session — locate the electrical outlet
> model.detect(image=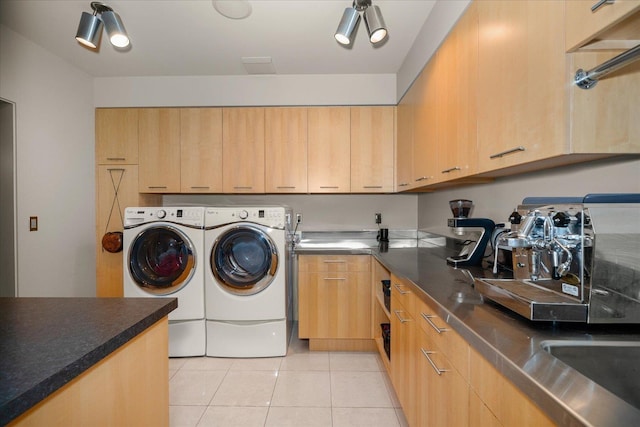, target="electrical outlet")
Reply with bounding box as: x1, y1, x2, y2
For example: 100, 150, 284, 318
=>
296, 213, 303, 224
375, 213, 382, 224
